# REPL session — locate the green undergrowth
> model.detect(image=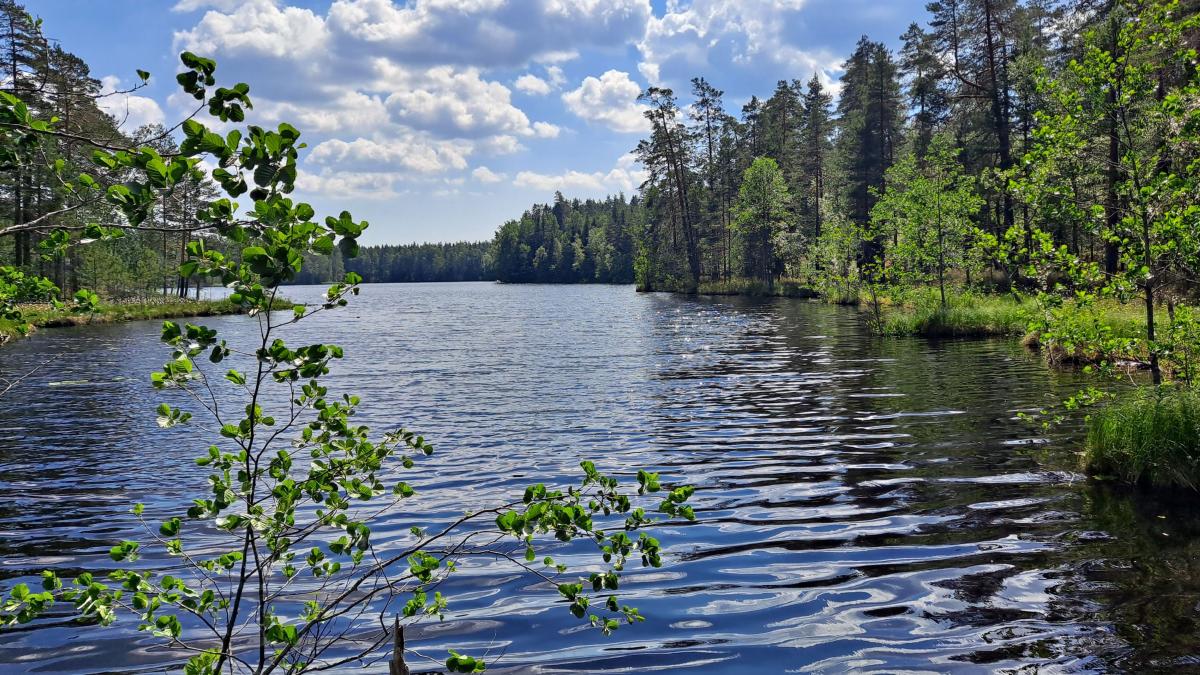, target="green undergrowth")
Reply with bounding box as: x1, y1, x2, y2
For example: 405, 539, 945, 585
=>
1024, 300, 1150, 367
876, 291, 1033, 338
1084, 386, 1200, 489
0, 296, 290, 345
696, 277, 819, 298
641, 276, 820, 297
